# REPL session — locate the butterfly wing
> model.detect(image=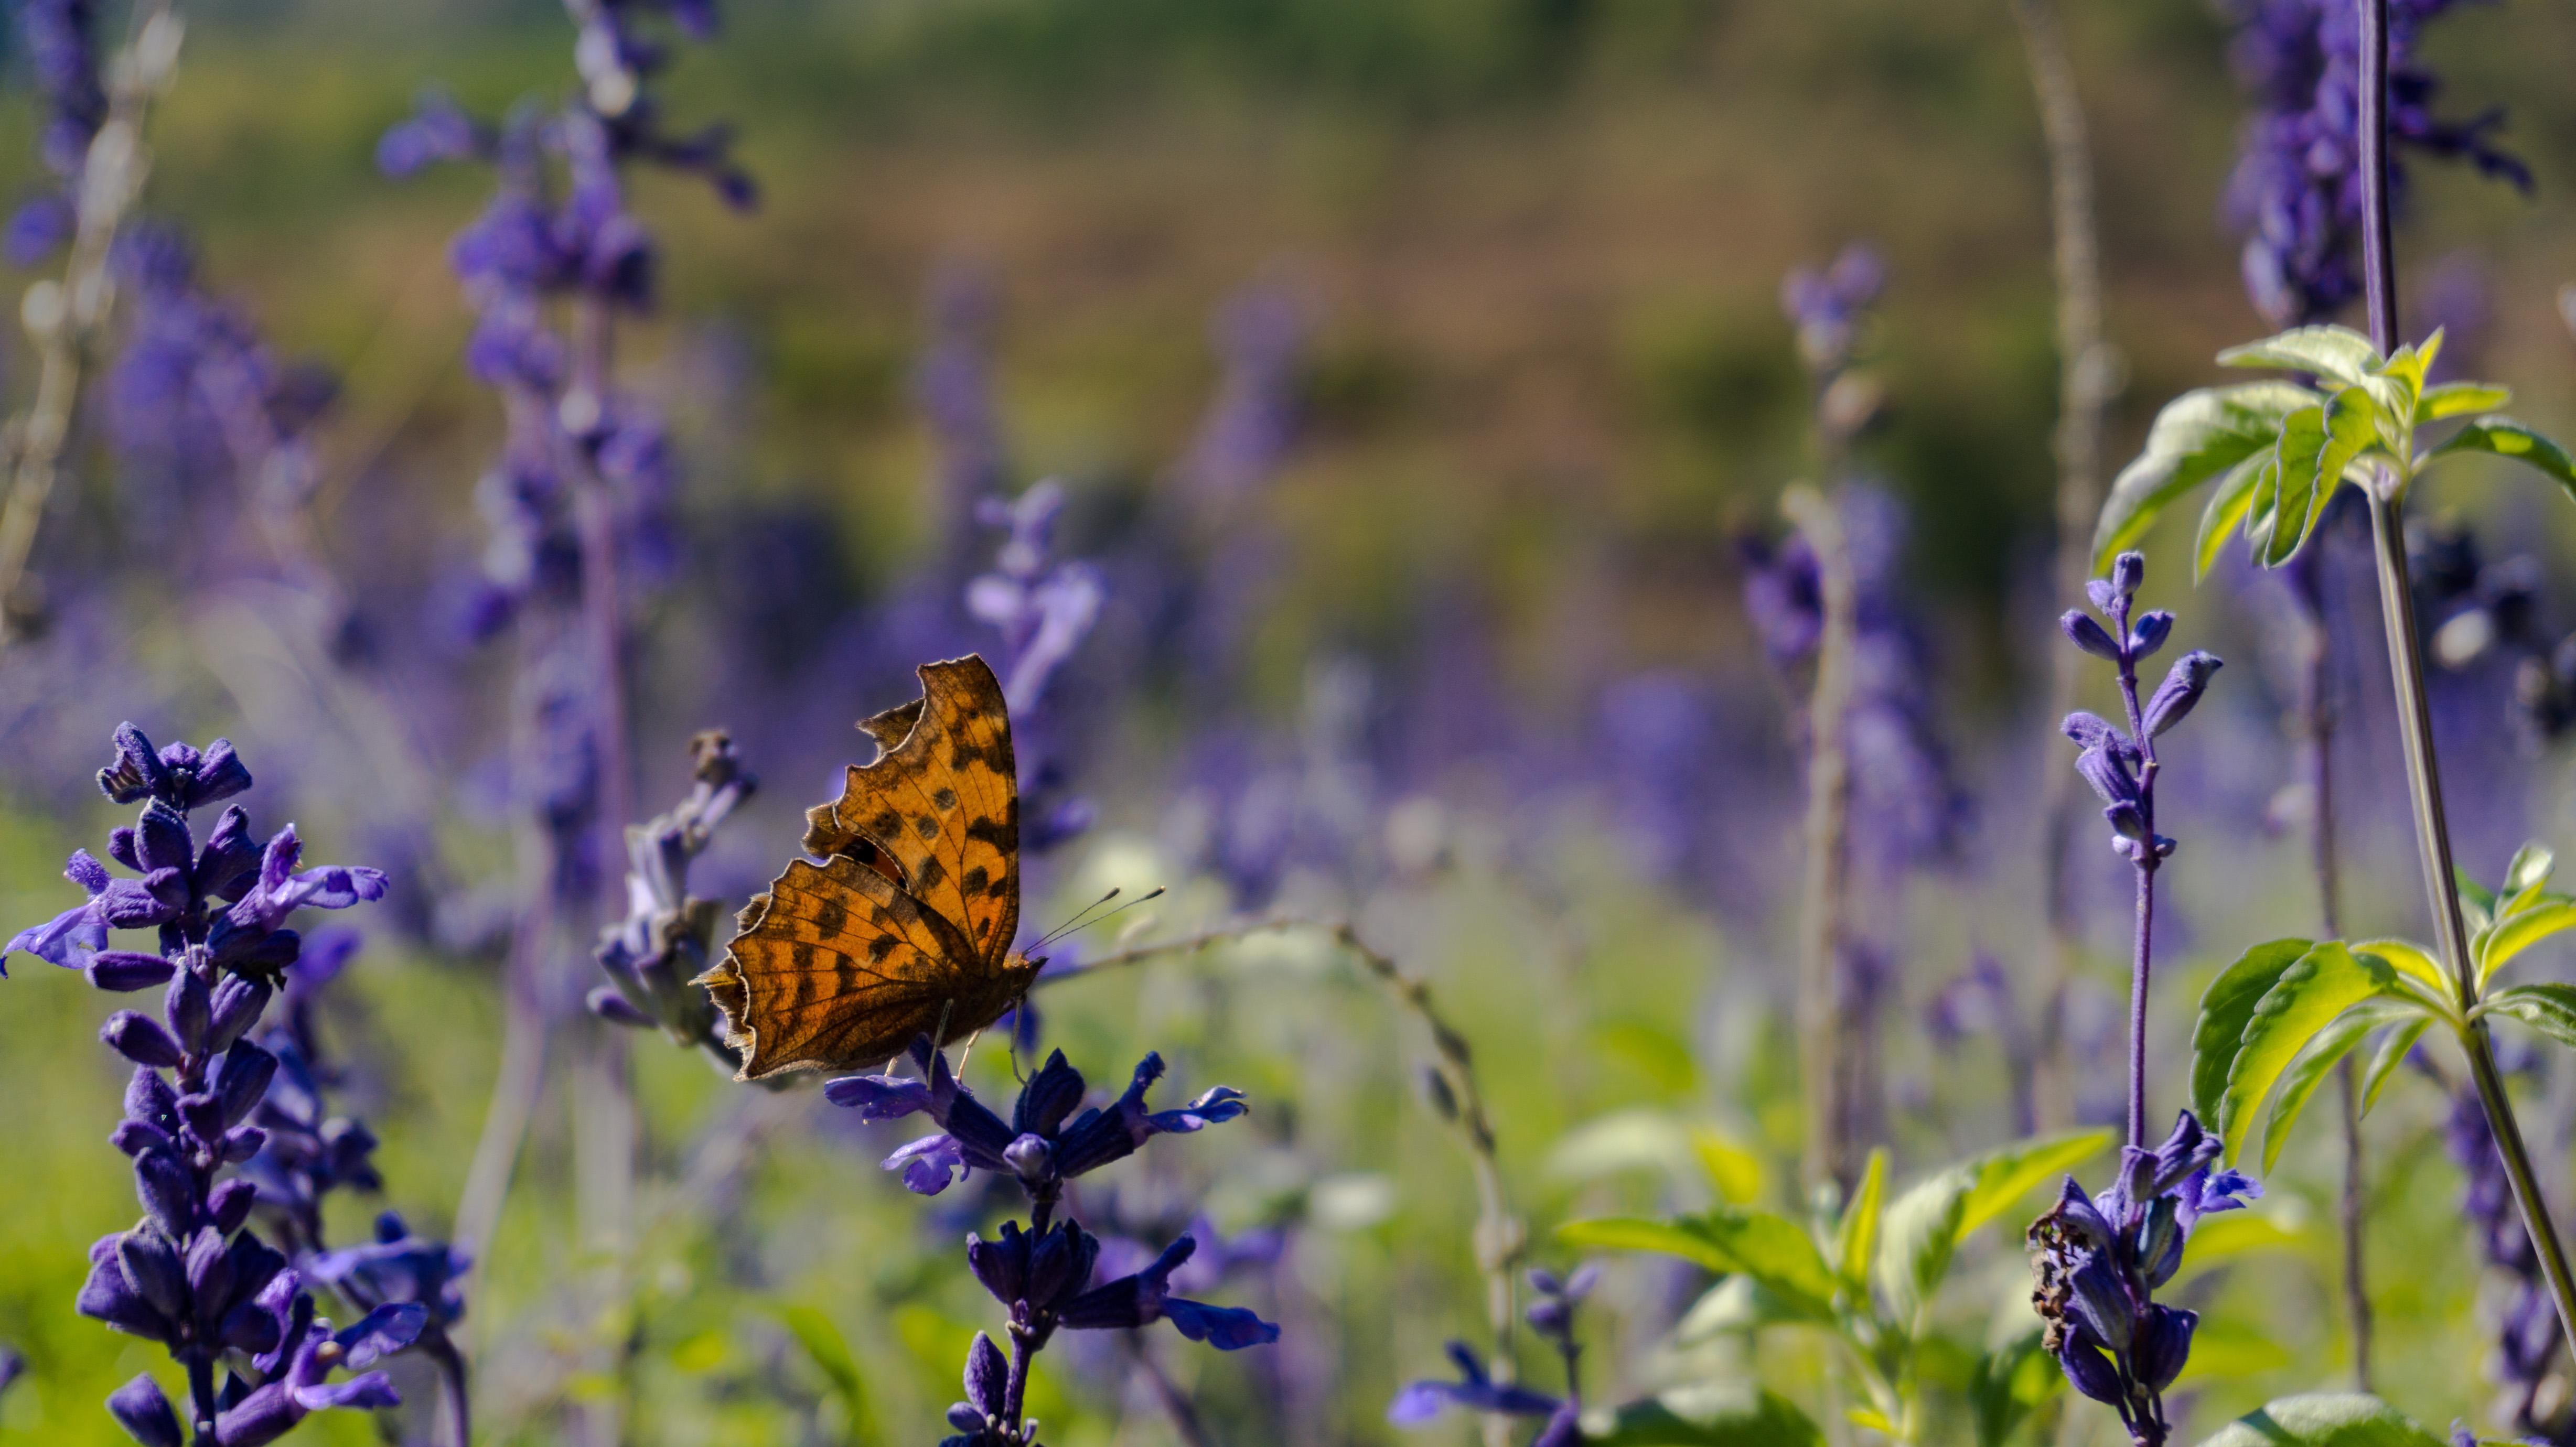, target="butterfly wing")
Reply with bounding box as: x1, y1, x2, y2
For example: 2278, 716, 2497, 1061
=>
702, 854, 991, 1078
800, 655, 1021, 969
